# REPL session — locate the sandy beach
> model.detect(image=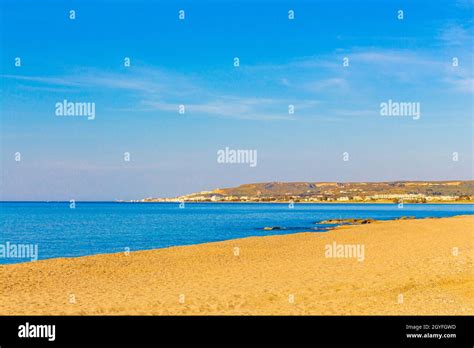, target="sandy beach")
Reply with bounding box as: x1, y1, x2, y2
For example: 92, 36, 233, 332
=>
0, 215, 472, 315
